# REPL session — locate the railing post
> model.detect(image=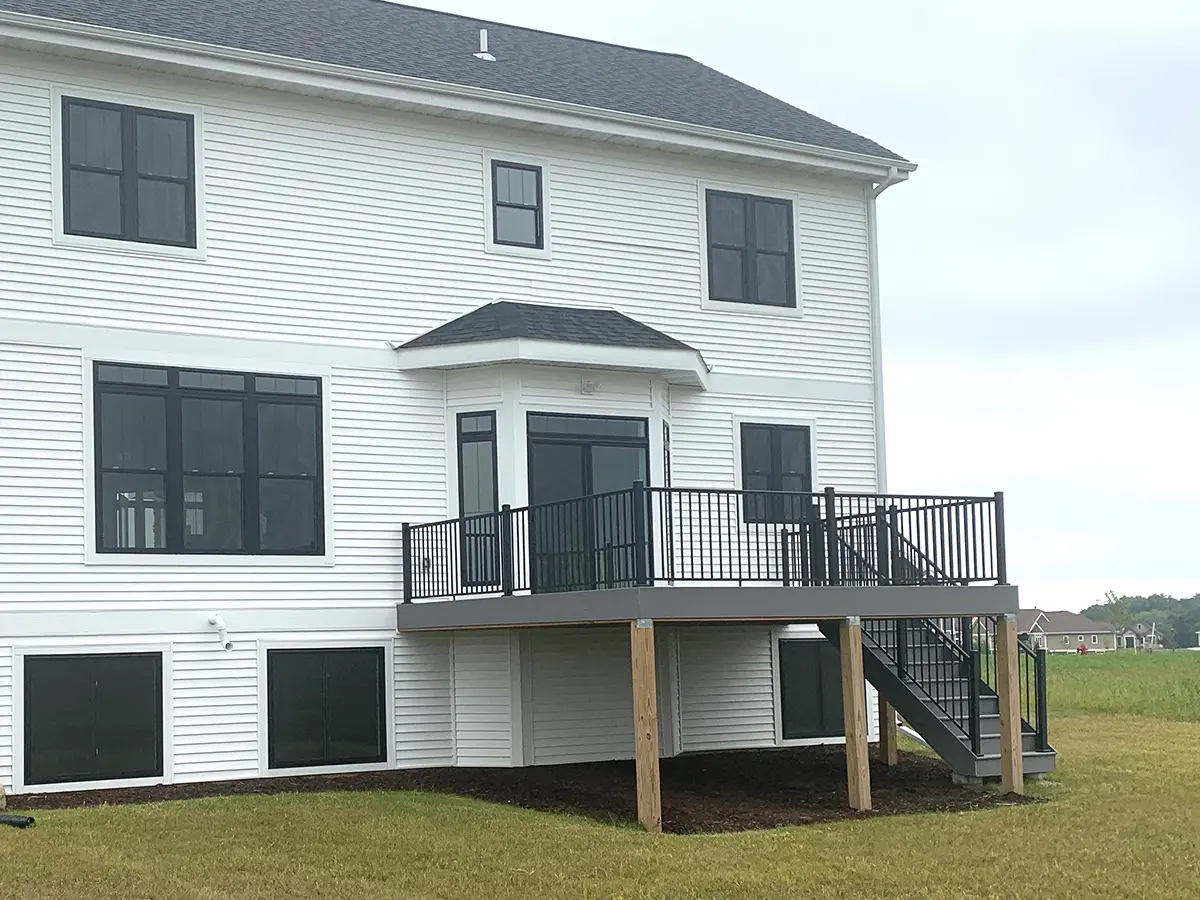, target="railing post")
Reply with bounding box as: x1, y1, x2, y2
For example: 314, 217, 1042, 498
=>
994, 491, 1008, 585
499, 504, 514, 596
874, 505, 890, 586
888, 504, 901, 583
780, 527, 791, 586
896, 618, 908, 682
968, 648, 982, 756
632, 481, 649, 586
401, 522, 413, 604
1035, 646, 1050, 752
824, 486, 840, 586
